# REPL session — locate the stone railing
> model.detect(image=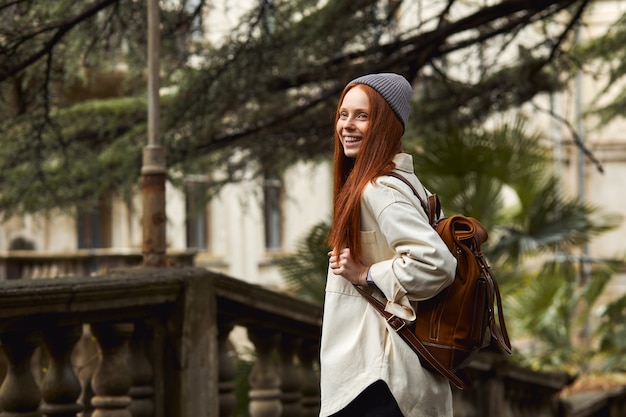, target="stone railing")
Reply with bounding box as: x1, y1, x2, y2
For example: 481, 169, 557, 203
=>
559, 387, 626, 417
0, 266, 323, 417
457, 350, 575, 417
0, 249, 196, 280
0, 264, 615, 417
